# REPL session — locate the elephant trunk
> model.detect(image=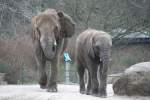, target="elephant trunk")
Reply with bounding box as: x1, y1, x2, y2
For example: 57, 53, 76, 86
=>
43, 45, 56, 60
99, 49, 109, 76
98, 48, 110, 95
40, 39, 57, 60
100, 48, 111, 75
